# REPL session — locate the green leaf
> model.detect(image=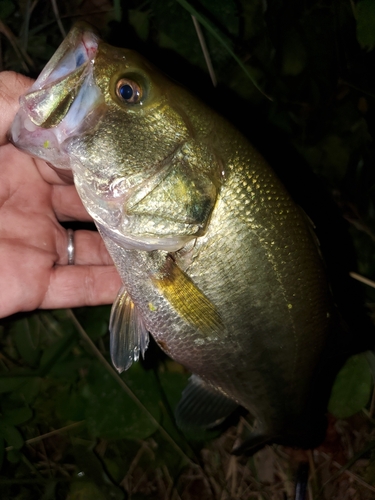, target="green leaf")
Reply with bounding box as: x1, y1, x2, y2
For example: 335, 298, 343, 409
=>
238, 0, 267, 40
365, 350, 375, 383
82, 362, 161, 440
49, 358, 84, 382
320, 134, 350, 178
69, 481, 107, 500
57, 388, 86, 422
176, 0, 264, 93
0, 0, 15, 19
282, 30, 307, 76
0, 437, 4, 469
154, 0, 204, 67
75, 306, 110, 341
0, 423, 24, 449
40, 481, 58, 500
0, 377, 30, 394
200, 0, 239, 38
6, 448, 22, 464
0, 406, 33, 426
356, 0, 375, 51
158, 371, 189, 411
11, 317, 40, 367
129, 9, 150, 42
71, 445, 124, 500
15, 377, 42, 403
113, 0, 122, 22
328, 354, 373, 418
102, 457, 122, 483
39, 331, 77, 376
